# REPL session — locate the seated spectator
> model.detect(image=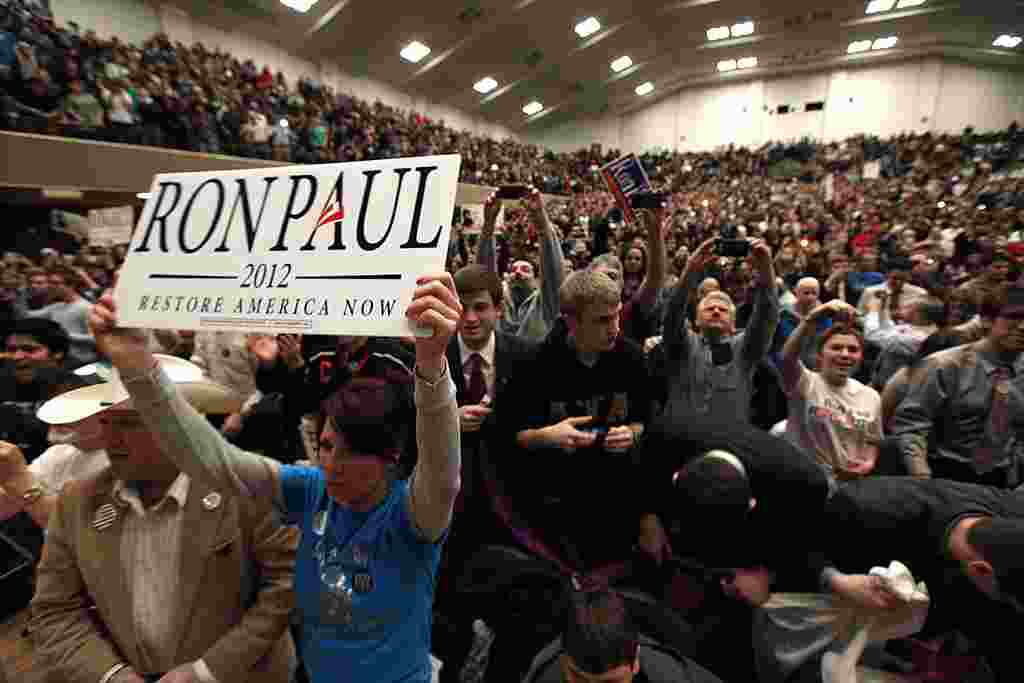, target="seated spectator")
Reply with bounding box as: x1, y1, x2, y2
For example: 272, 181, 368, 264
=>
880, 328, 964, 430
61, 77, 103, 129
24, 267, 51, 311
506, 269, 650, 570
522, 587, 723, 683
892, 285, 1024, 487
773, 276, 830, 369
782, 300, 882, 481
864, 293, 945, 389
241, 107, 271, 158
27, 266, 96, 367
589, 209, 667, 344
856, 257, 927, 322
0, 317, 82, 462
